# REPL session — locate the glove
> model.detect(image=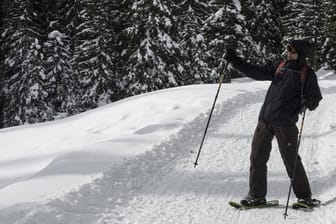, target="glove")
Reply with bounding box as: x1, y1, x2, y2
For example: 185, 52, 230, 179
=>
300, 98, 307, 114
299, 105, 307, 114
302, 97, 319, 111
224, 48, 236, 62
